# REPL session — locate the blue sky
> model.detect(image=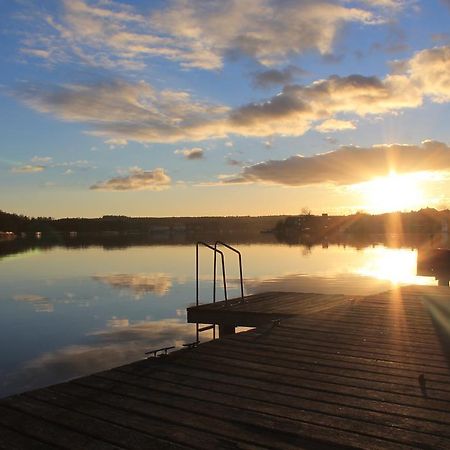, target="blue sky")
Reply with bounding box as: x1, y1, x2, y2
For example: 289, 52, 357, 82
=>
1, 0, 450, 217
